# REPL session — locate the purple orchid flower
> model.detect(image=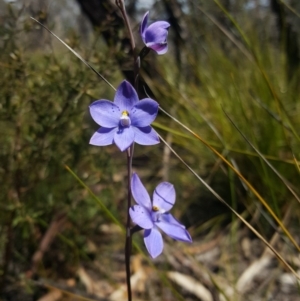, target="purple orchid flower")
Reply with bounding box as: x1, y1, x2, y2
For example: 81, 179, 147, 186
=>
140, 11, 170, 55
129, 173, 192, 258
89, 80, 159, 152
